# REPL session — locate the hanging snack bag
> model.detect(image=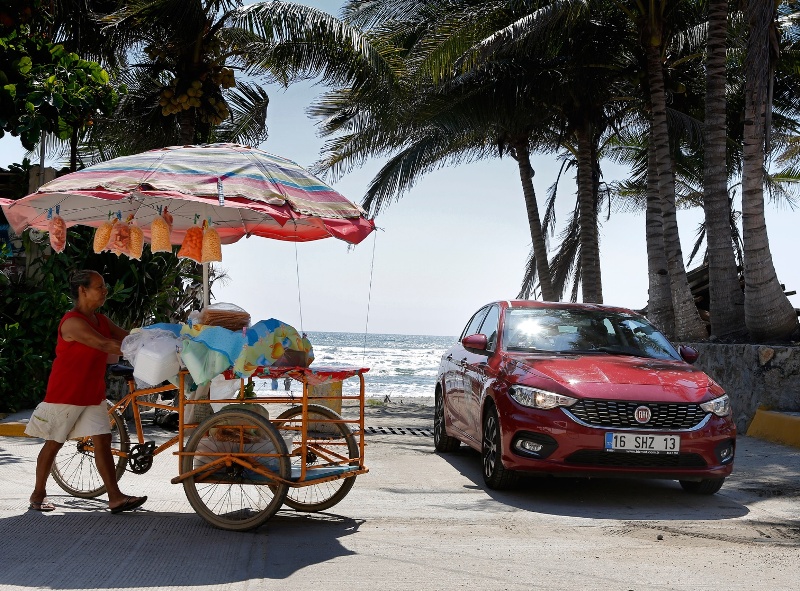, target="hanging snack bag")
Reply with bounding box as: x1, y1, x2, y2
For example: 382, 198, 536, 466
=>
150, 206, 173, 253
93, 216, 115, 253
108, 215, 132, 256
48, 210, 67, 253
128, 219, 144, 260
201, 221, 222, 263
177, 225, 203, 262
